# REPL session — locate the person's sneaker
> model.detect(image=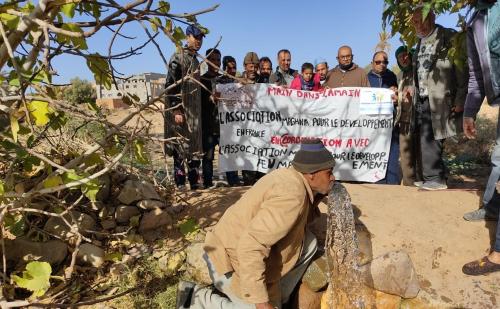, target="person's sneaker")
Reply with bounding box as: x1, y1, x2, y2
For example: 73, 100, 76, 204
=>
176, 280, 195, 308
413, 181, 424, 187
420, 181, 448, 191
463, 208, 498, 222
